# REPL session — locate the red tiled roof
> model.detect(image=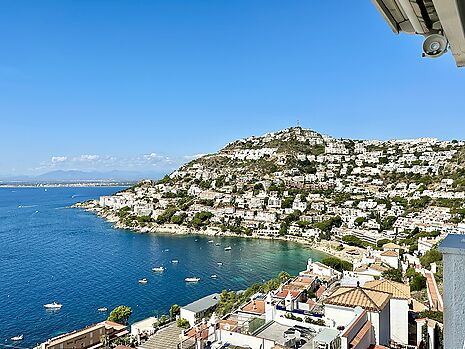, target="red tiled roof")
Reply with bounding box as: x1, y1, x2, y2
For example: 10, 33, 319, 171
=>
316, 285, 326, 298
349, 320, 372, 348
274, 289, 301, 299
